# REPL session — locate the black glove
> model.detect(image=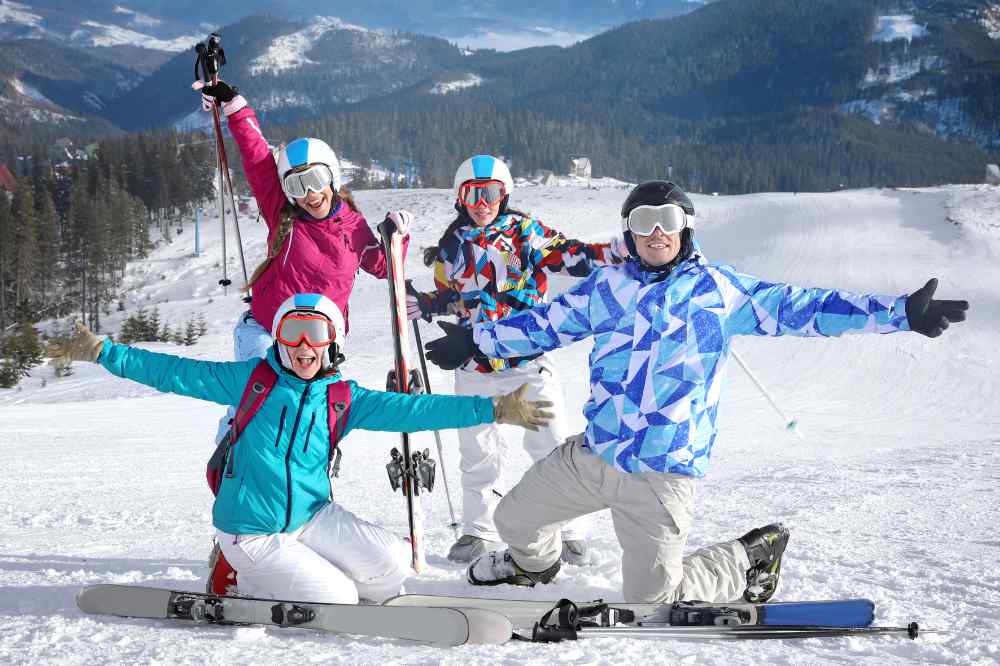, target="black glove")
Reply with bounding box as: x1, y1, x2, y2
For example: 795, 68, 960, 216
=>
424, 321, 478, 370
201, 80, 239, 103
905, 278, 968, 338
